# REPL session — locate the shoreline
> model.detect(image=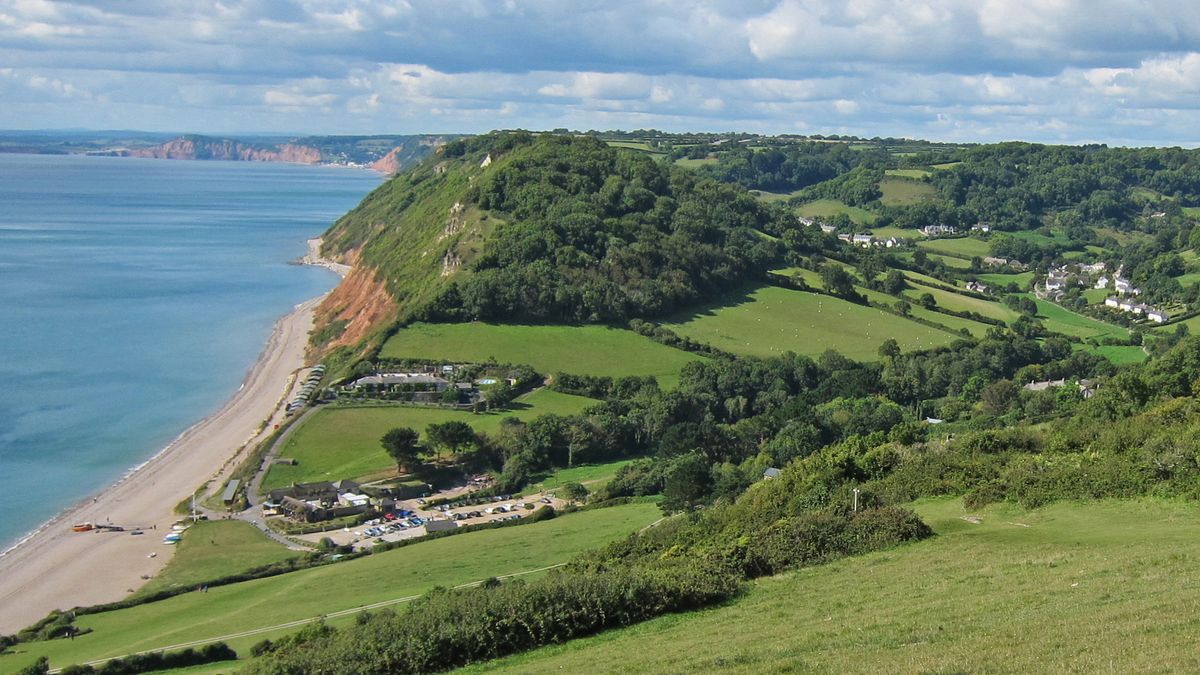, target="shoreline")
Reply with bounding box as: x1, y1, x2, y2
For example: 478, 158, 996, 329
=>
0, 244, 344, 634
